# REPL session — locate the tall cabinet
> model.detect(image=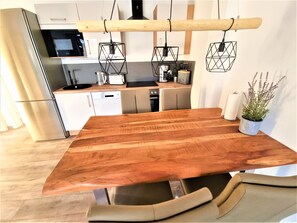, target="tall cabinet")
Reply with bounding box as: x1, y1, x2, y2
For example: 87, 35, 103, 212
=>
35, 2, 122, 58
